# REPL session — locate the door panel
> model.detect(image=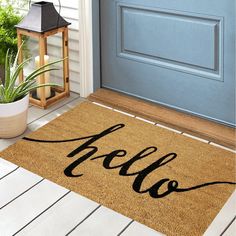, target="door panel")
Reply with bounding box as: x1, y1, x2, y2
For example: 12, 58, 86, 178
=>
119, 6, 221, 80
101, 0, 236, 126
